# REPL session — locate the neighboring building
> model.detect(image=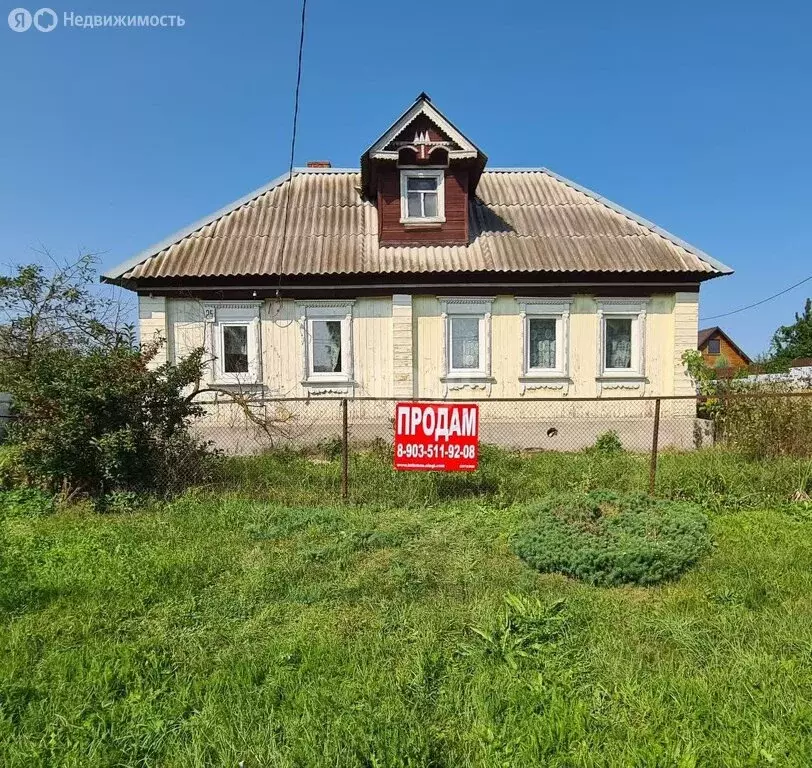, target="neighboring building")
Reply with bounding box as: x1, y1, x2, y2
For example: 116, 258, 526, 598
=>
103, 94, 733, 449
697, 326, 751, 370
